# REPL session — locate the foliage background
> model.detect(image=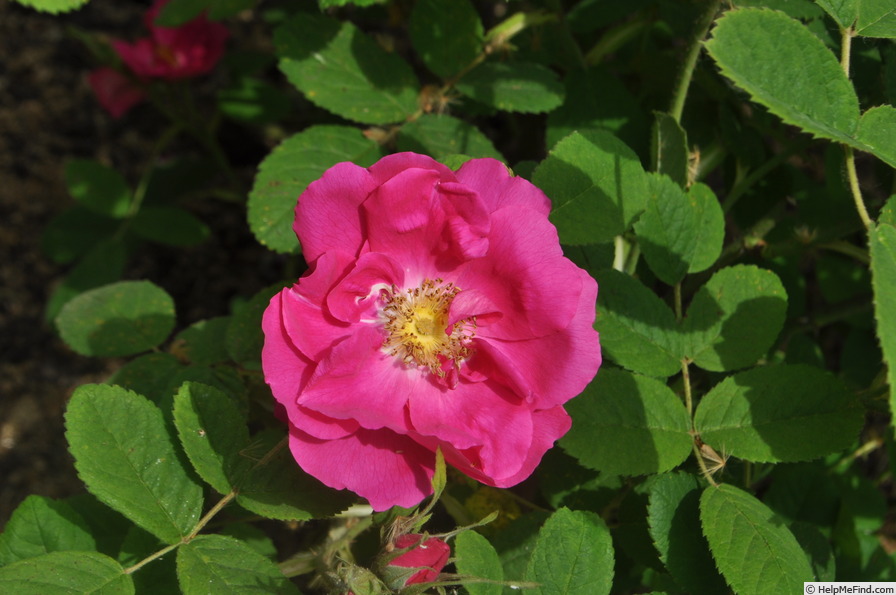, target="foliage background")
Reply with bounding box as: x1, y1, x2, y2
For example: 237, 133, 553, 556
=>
3, 0, 896, 593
